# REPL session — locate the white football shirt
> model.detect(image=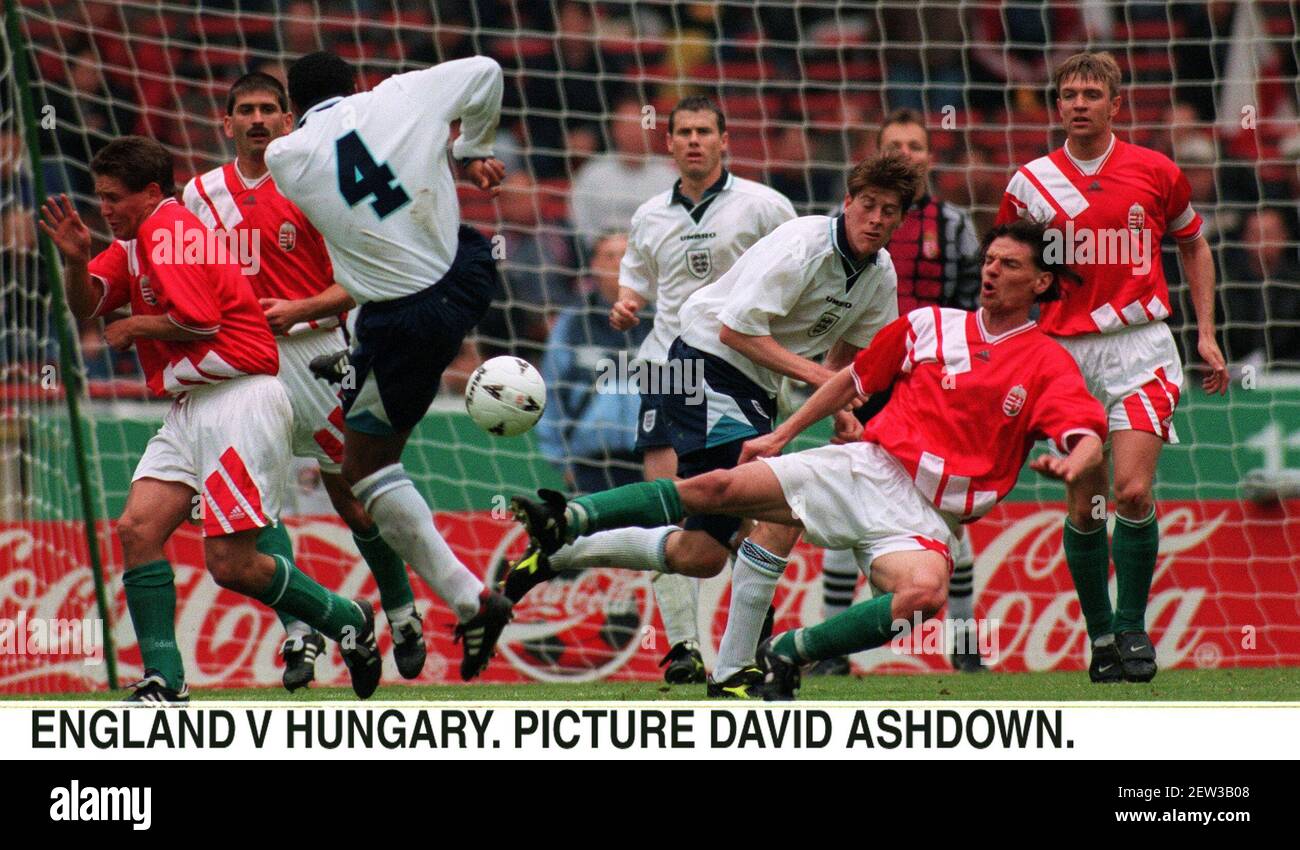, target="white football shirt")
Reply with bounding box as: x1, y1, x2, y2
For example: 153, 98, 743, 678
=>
620, 170, 795, 364
678, 214, 900, 396
265, 56, 502, 304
